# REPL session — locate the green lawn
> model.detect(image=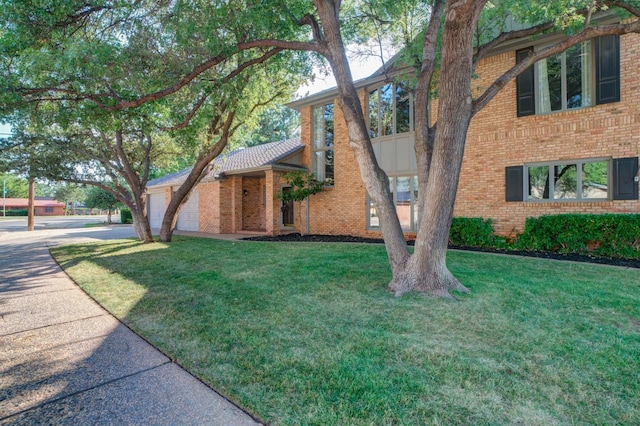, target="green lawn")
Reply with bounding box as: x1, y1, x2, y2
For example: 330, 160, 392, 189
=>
51, 237, 640, 425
